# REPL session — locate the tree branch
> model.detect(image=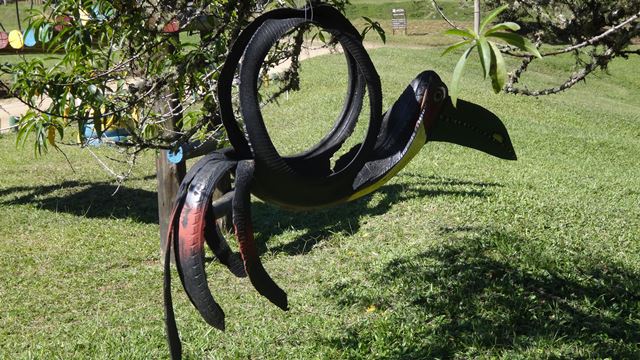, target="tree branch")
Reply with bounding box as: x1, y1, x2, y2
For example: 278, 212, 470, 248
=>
540, 10, 640, 57
431, 0, 460, 30
505, 48, 616, 96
